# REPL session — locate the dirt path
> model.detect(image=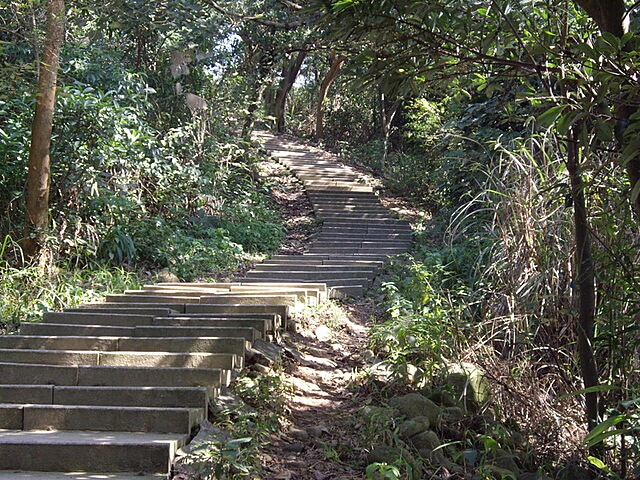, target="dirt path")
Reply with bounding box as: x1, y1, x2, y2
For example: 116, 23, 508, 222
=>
259, 298, 381, 480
